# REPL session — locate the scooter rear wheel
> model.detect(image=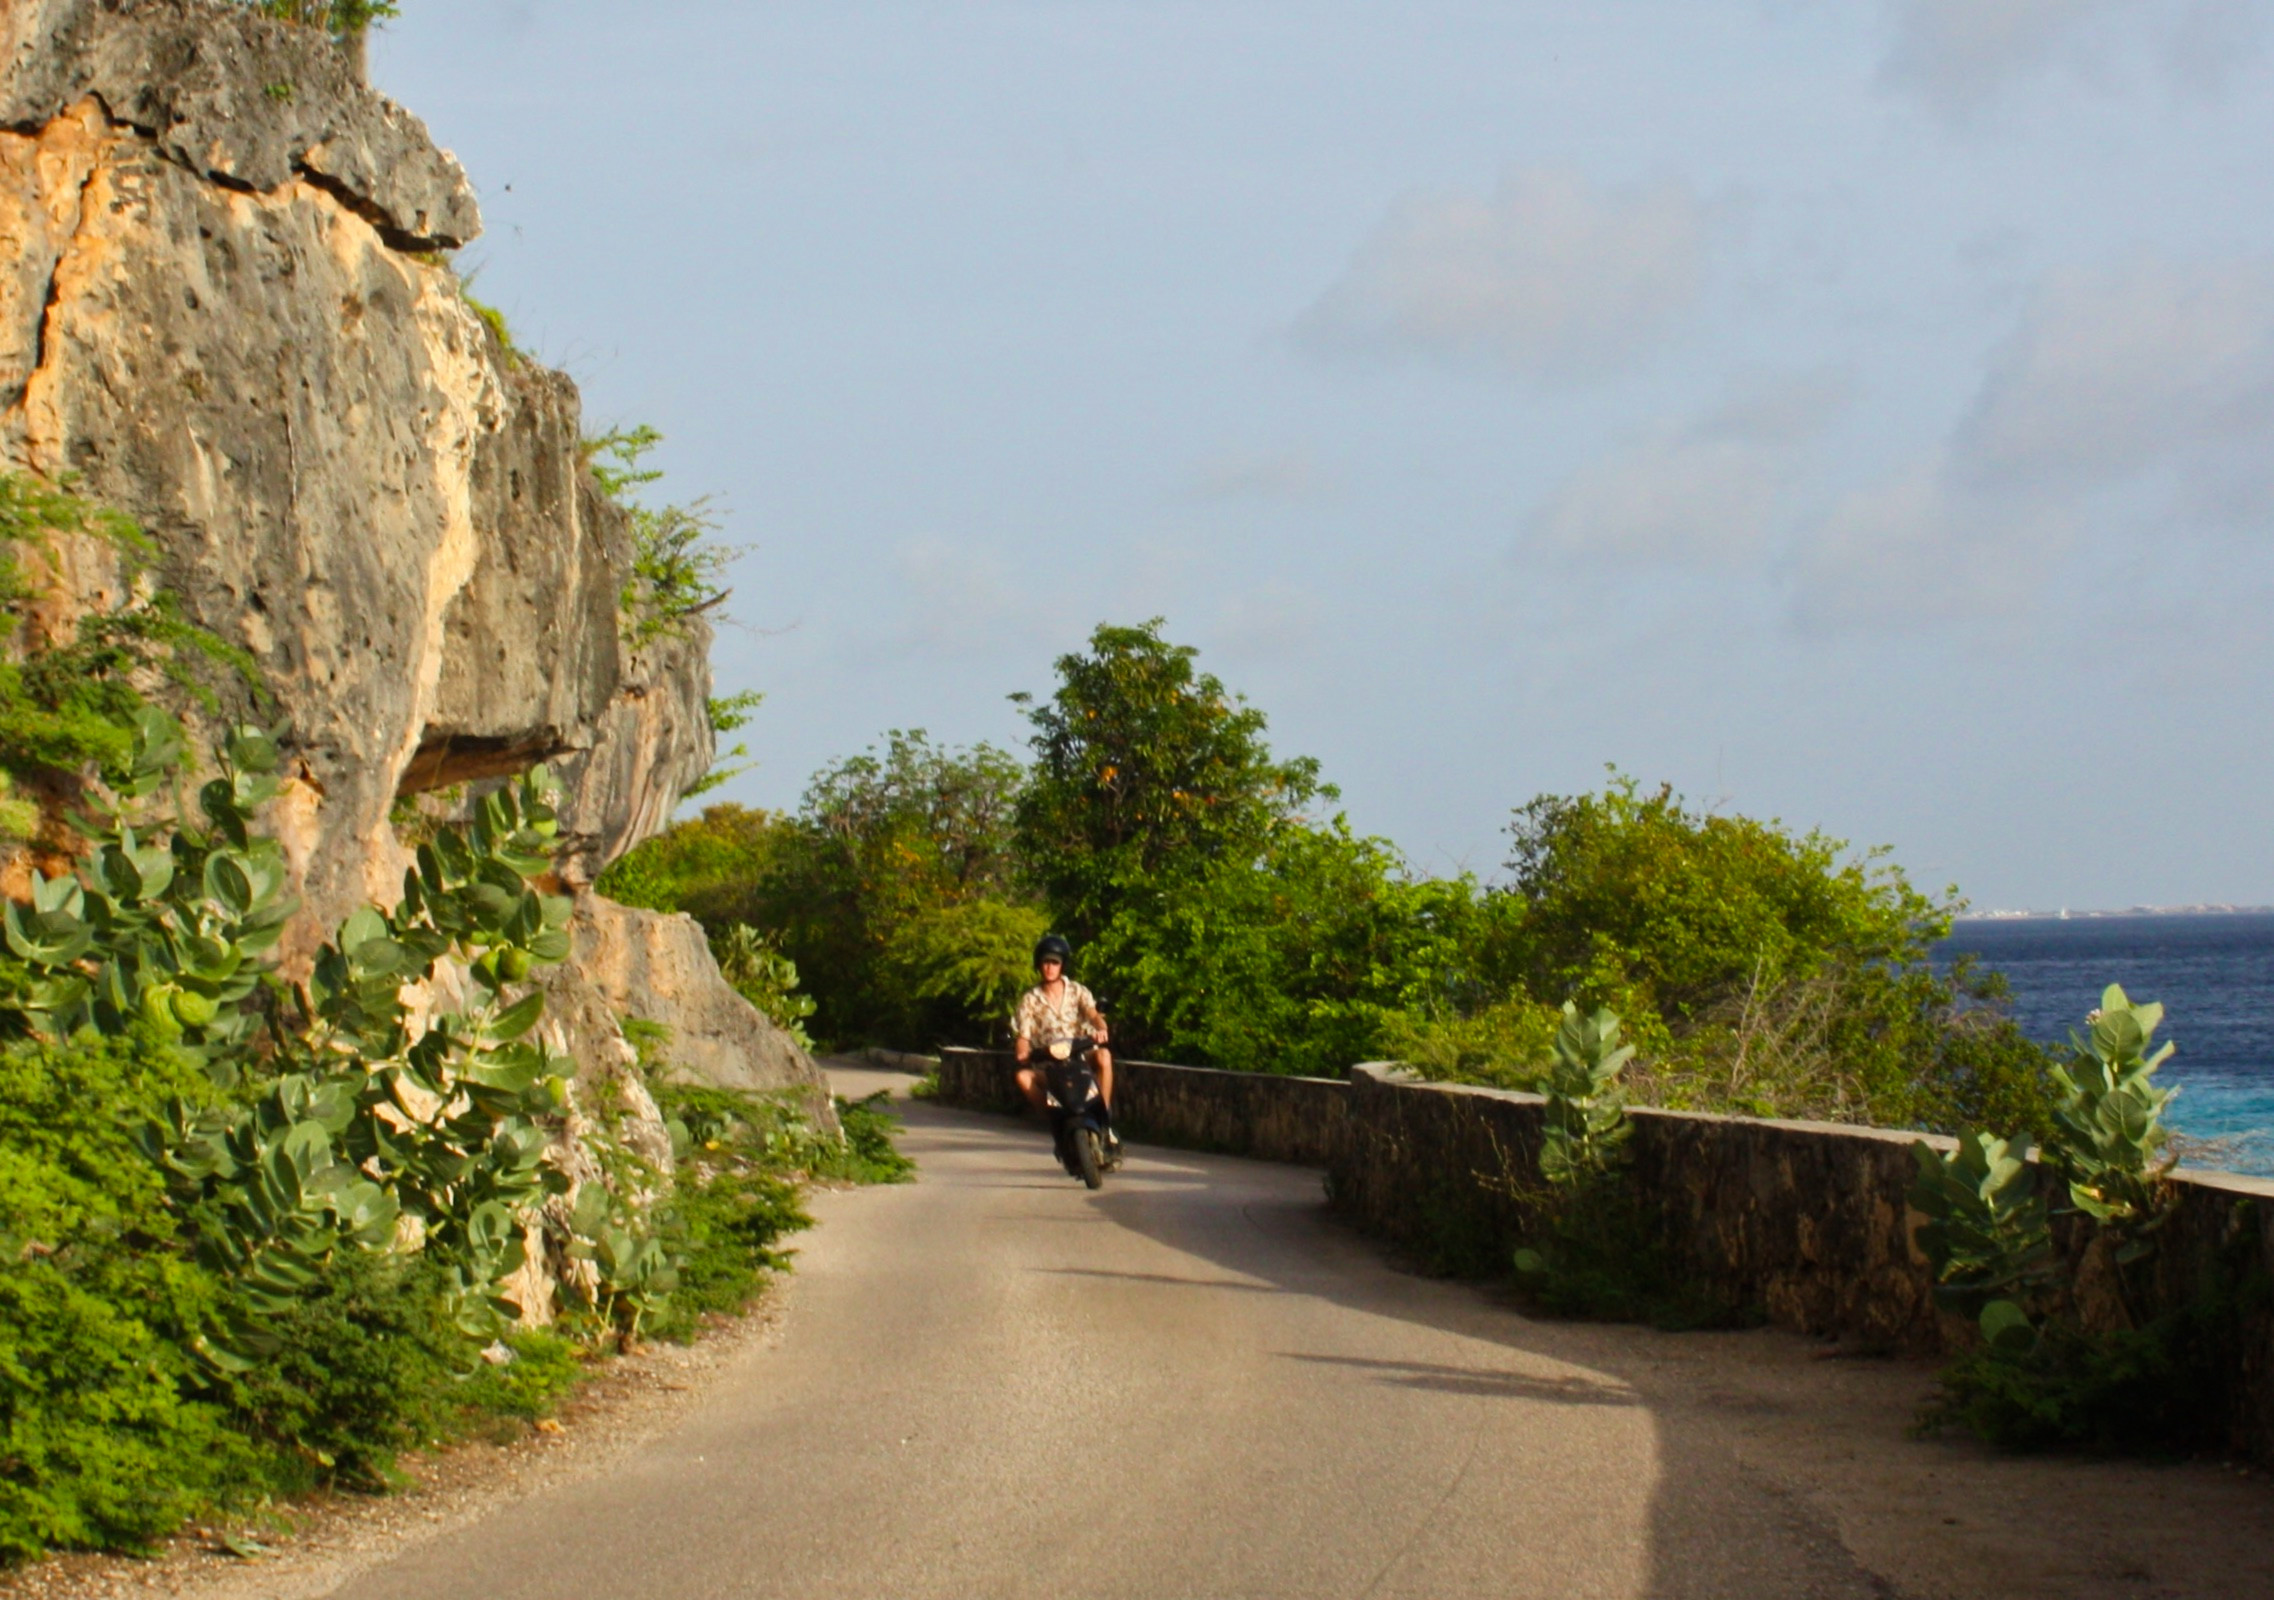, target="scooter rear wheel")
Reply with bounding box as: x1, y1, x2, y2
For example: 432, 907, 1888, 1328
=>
1075, 1127, 1103, 1190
